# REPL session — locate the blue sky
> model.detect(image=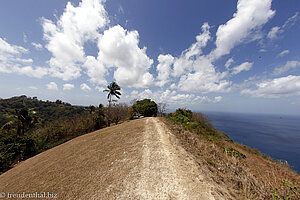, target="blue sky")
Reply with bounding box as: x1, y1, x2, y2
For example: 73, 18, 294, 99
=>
0, 0, 300, 115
